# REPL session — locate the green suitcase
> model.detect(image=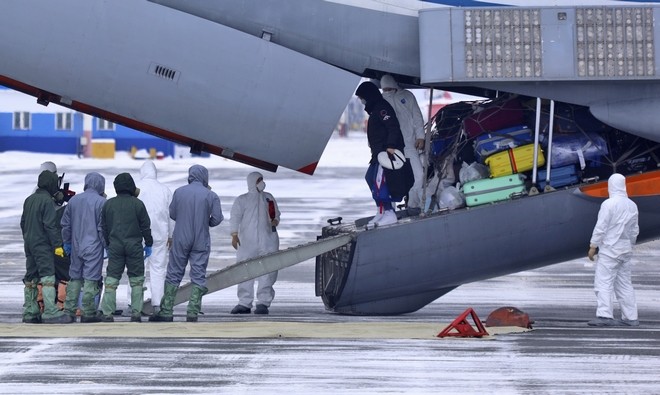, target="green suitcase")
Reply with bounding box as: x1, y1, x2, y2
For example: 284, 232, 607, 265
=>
462, 174, 526, 207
